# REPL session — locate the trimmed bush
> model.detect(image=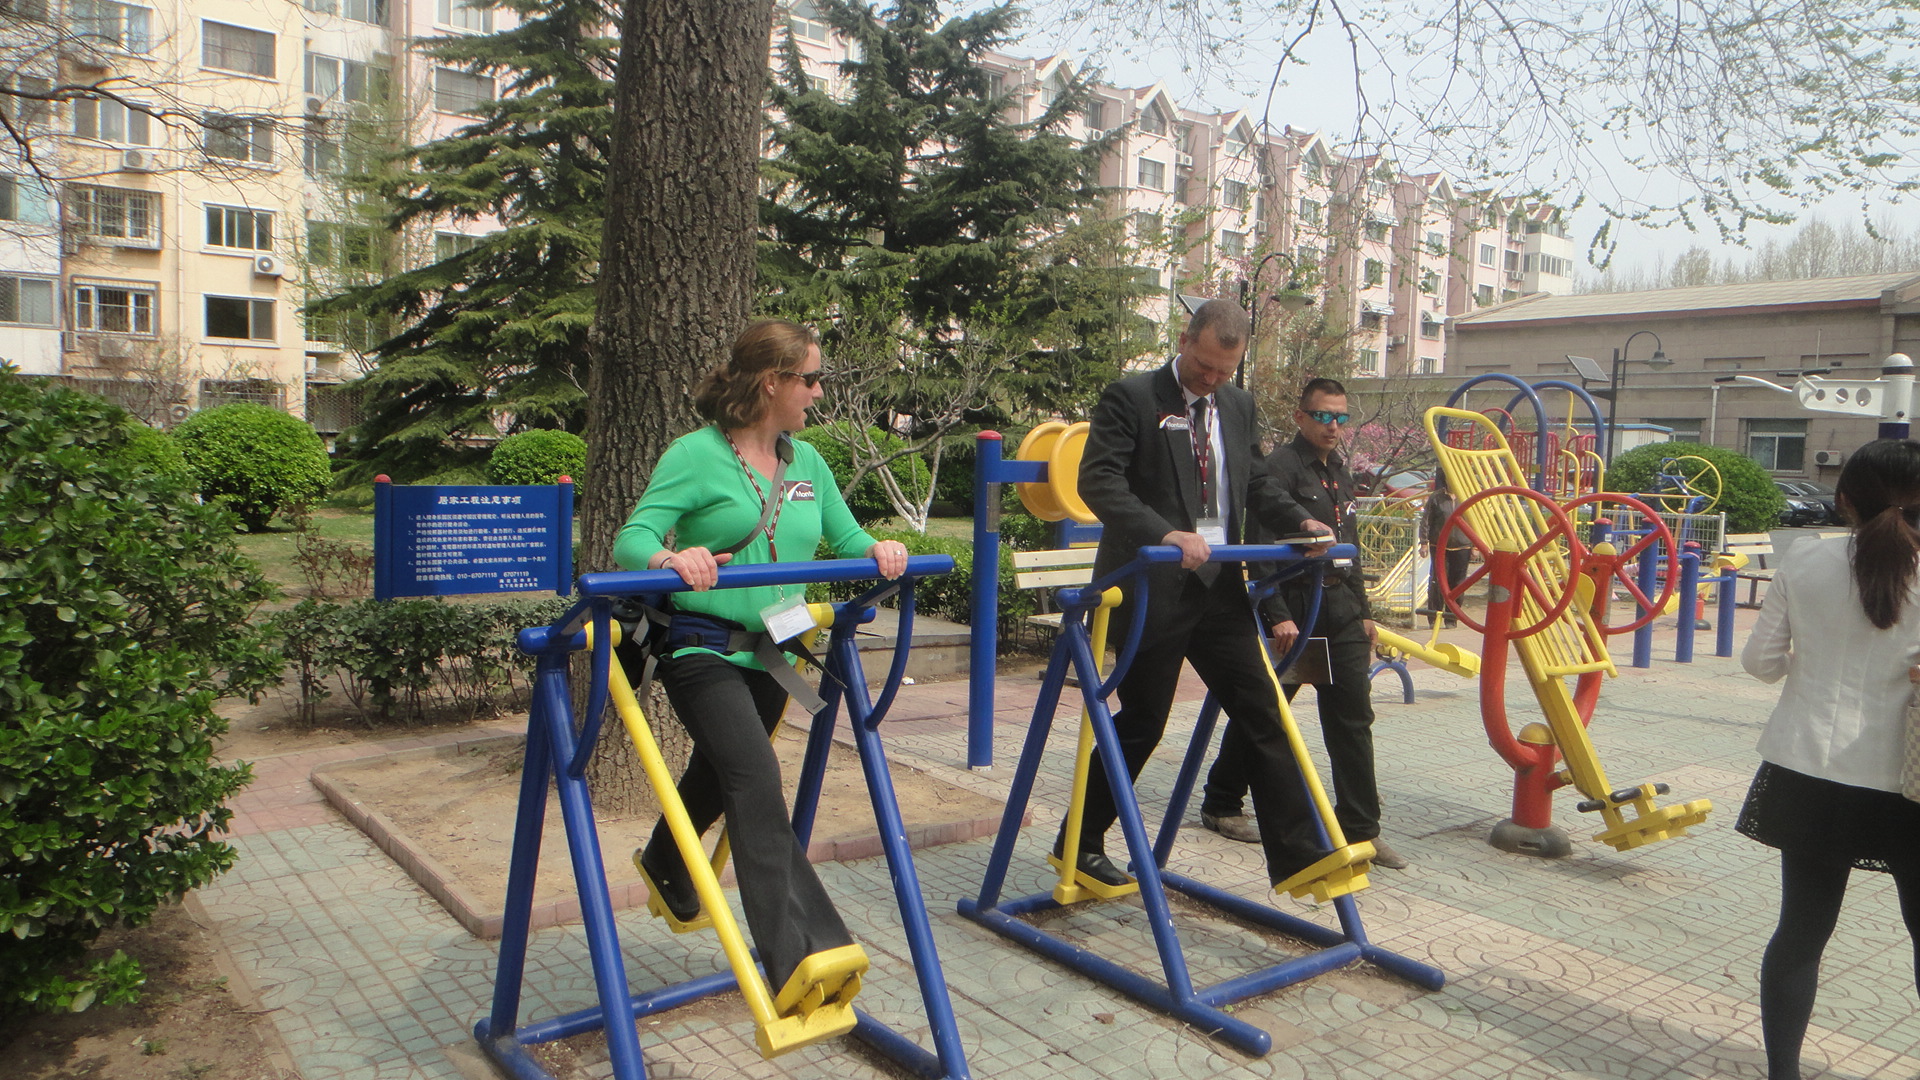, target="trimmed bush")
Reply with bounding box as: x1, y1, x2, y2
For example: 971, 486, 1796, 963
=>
808, 528, 1033, 650
174, 403, 331, 532
489, 429, 587, 488
1606, 441, 1786, 534
116, 420, 191, 486
0, 370, 276, 1017
797, 424, 932, 525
